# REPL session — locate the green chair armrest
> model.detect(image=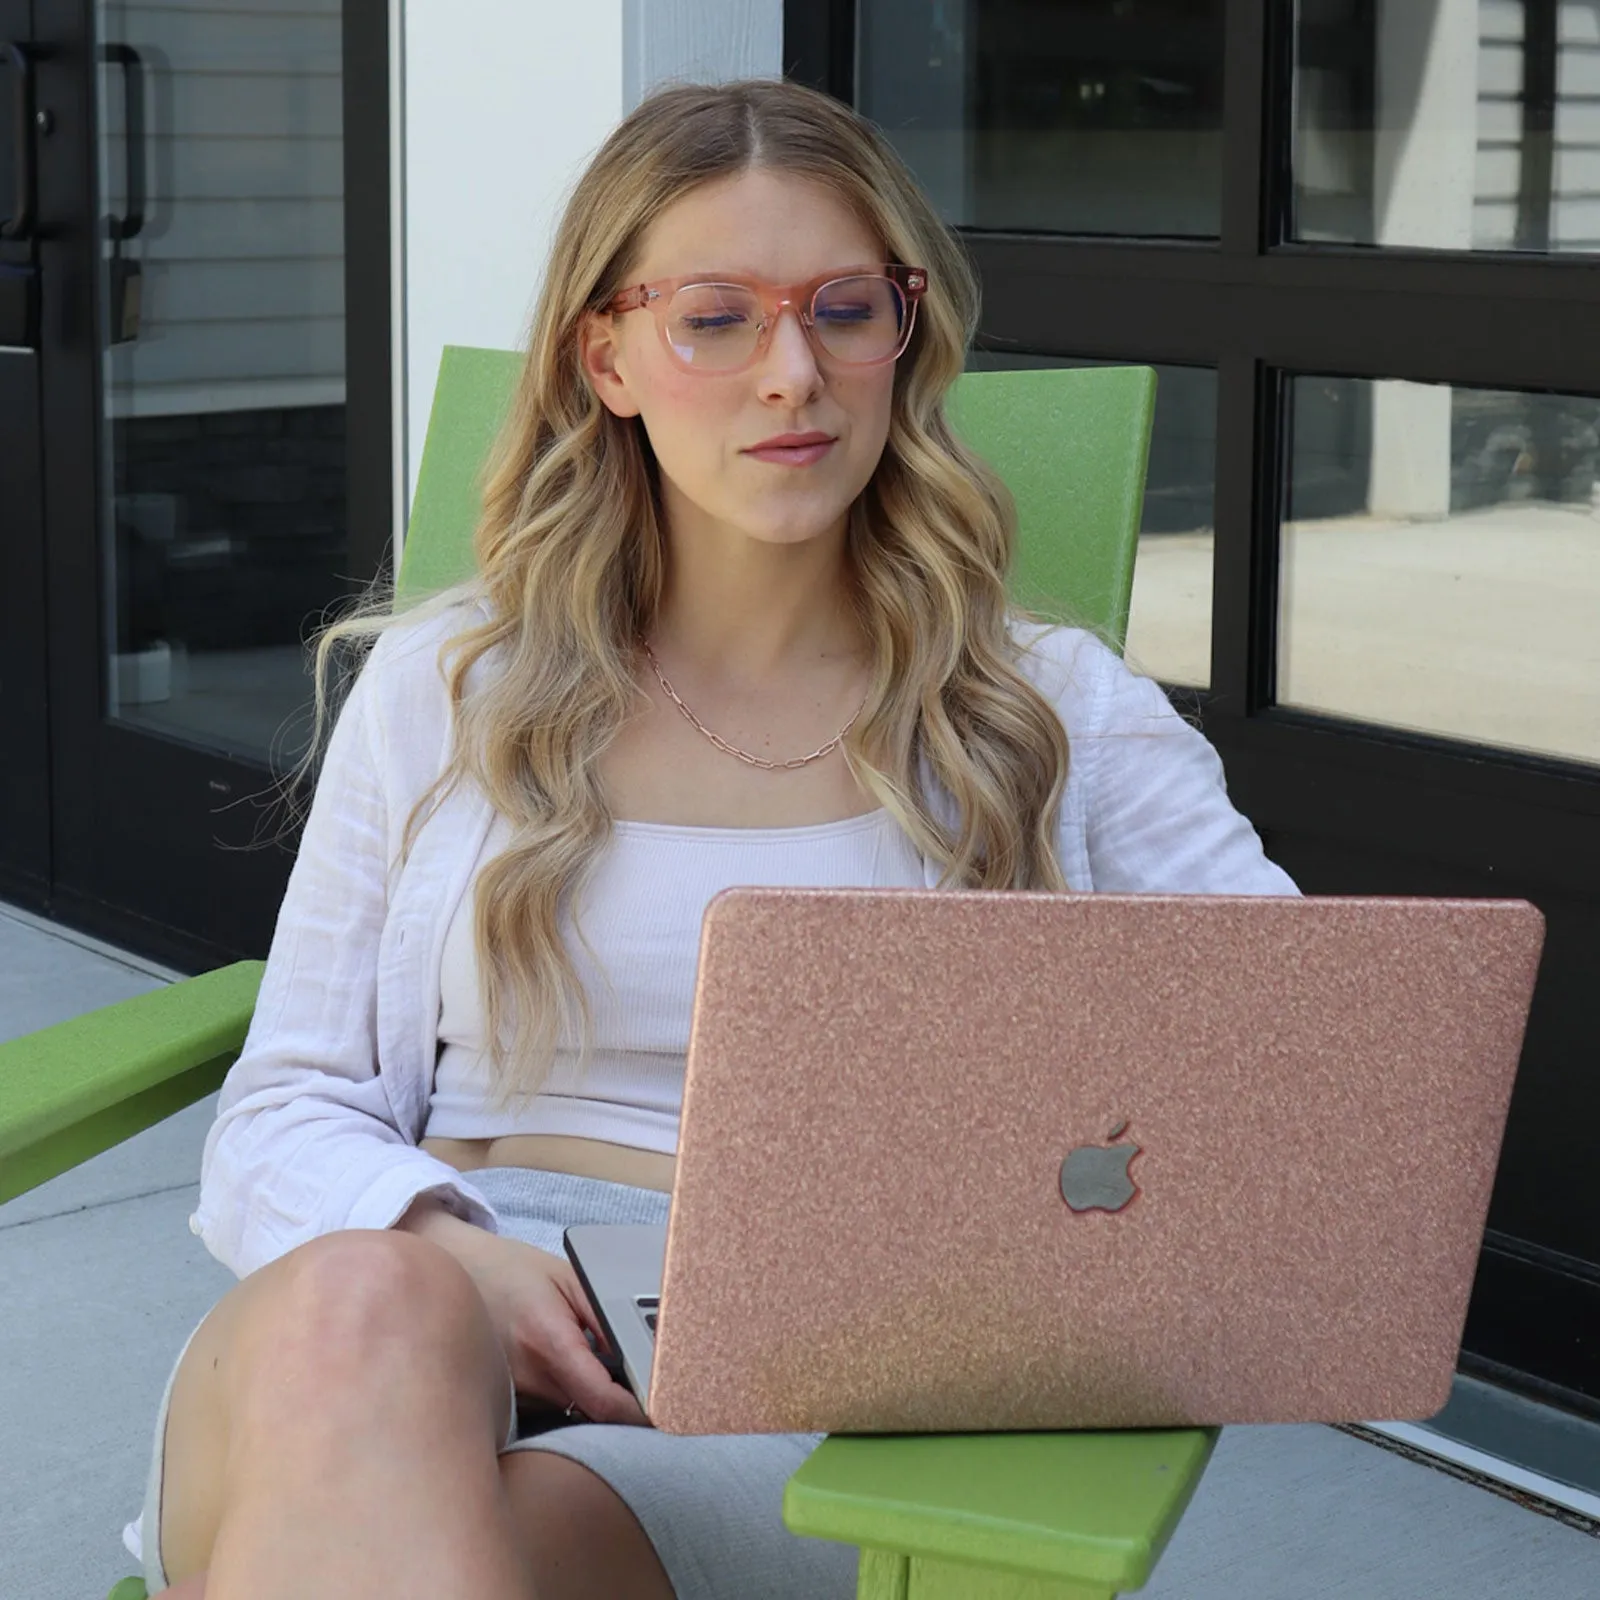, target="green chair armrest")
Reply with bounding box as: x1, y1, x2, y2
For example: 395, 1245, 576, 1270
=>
784, 1428, 1216, 1596
0, 960, 264, 1205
